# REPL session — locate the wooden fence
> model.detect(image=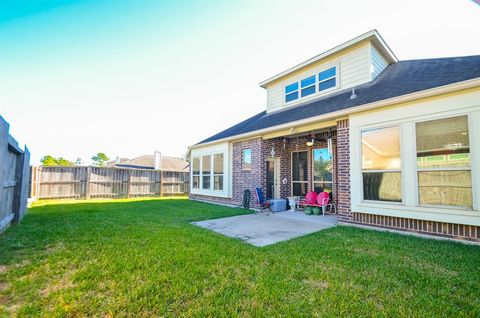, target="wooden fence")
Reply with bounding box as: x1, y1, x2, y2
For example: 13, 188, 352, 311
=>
30, 166, 189, 200
0, 116, 30, 232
